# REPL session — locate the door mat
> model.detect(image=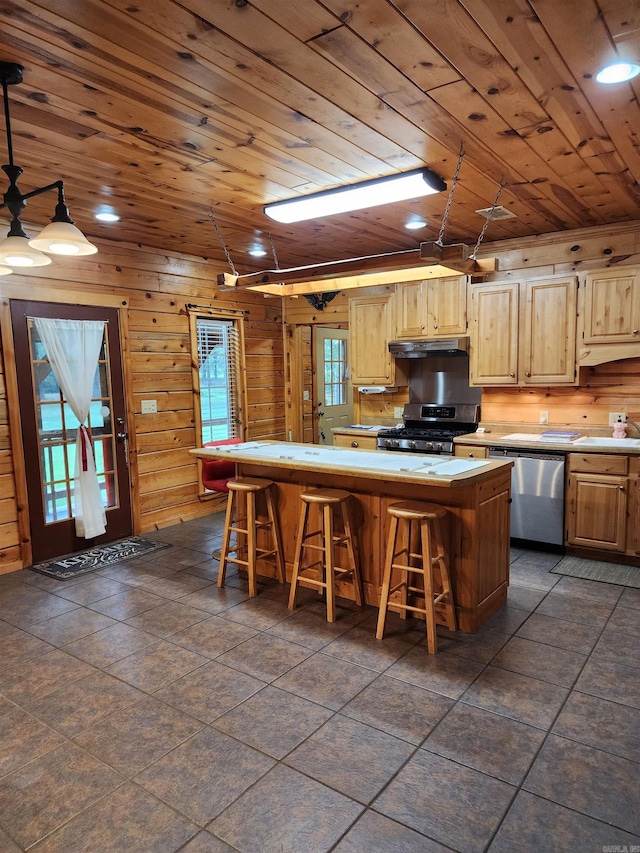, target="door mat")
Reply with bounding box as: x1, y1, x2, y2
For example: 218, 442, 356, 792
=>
30, 537, 173, 581
551, 555, 640, 589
